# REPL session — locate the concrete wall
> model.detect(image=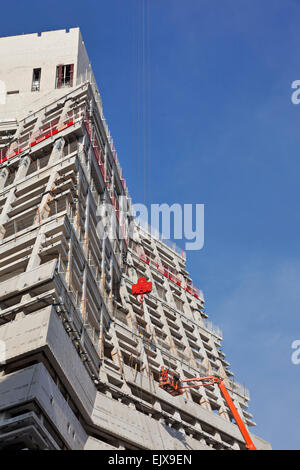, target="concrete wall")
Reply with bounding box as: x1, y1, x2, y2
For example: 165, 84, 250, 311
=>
0, 305, 97, 419
0, 363, 88, 449
0, 305, 271, 450
0, 28, 93, 120
0, 29, 272, 450
77, 30, 93, 85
